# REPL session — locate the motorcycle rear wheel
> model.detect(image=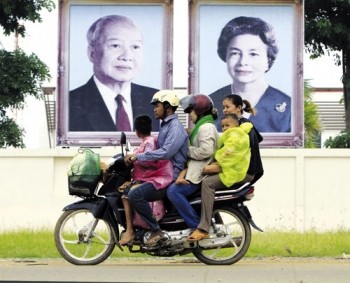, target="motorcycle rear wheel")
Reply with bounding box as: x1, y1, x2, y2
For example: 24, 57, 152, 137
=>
54, 209, 116, 265
192, 206, 251, 265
